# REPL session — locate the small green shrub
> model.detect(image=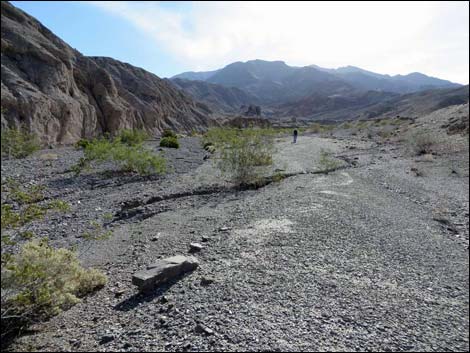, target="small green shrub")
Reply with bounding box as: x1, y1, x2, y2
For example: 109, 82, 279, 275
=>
1, 204, 21, 229
116, 129, 149, 146
160, 137, 180, 149
1, 239, 106, 333
162, 129, 177, 139
317, 149, 342, 173
75, 138, 92, 150
409, 132, 437, 155
113, 144, 167, 174
1, 127, 40, 159
73, 137, 166, 176
204, 128, 275, 184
